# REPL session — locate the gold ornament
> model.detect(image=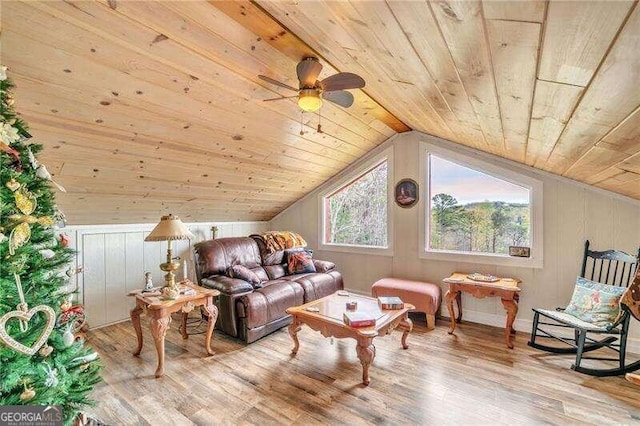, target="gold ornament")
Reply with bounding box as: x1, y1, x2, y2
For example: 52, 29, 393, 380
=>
39, 344, 53, 357
14, 190, 36, 215
7, 189, 52, 254
9, 223, 30, 255
60, 300, 72, 312
0, 305, 55, 355
5, 179, 20, 192
19, 387, 35, 402
39, 216, 54, 227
